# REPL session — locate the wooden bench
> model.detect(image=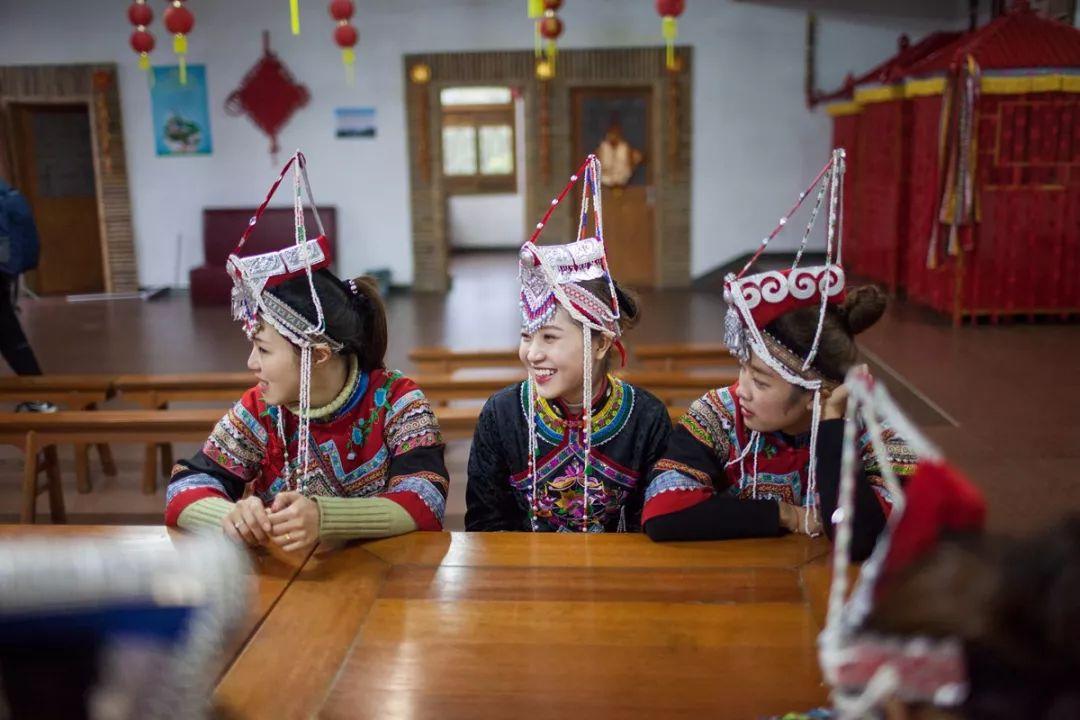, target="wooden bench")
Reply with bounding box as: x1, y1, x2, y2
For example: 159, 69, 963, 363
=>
417, 370, 732, 406
633, 342, 737, 370
0, 409, 221, 523
433, 404, 685, 442
114, 373, 254, 491
410, 347, 520, 375
0, 375, 118, 494
410, 343, 739, 374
